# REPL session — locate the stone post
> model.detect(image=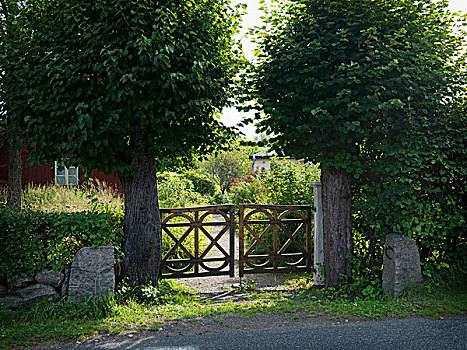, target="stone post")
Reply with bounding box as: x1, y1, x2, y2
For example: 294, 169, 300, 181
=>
382, 234, 423, 296
68, 246, 115, 303
310, 181, 324, 286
